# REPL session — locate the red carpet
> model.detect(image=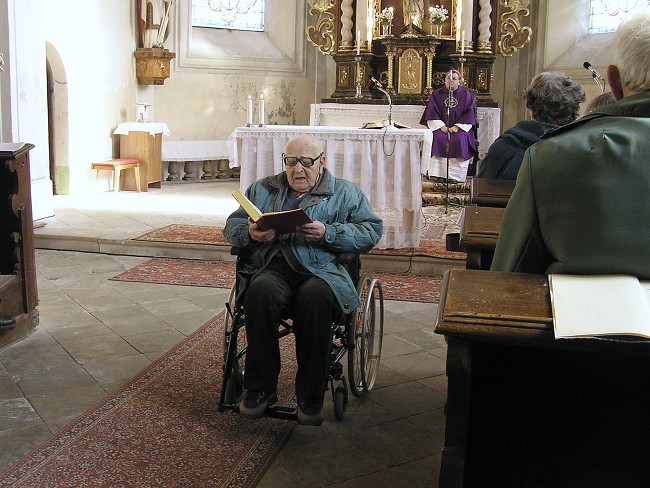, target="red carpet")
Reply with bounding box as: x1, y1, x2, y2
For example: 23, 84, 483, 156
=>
0, 311, 297, 487
109, 257, 442, 304
132, 220, 466, 261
